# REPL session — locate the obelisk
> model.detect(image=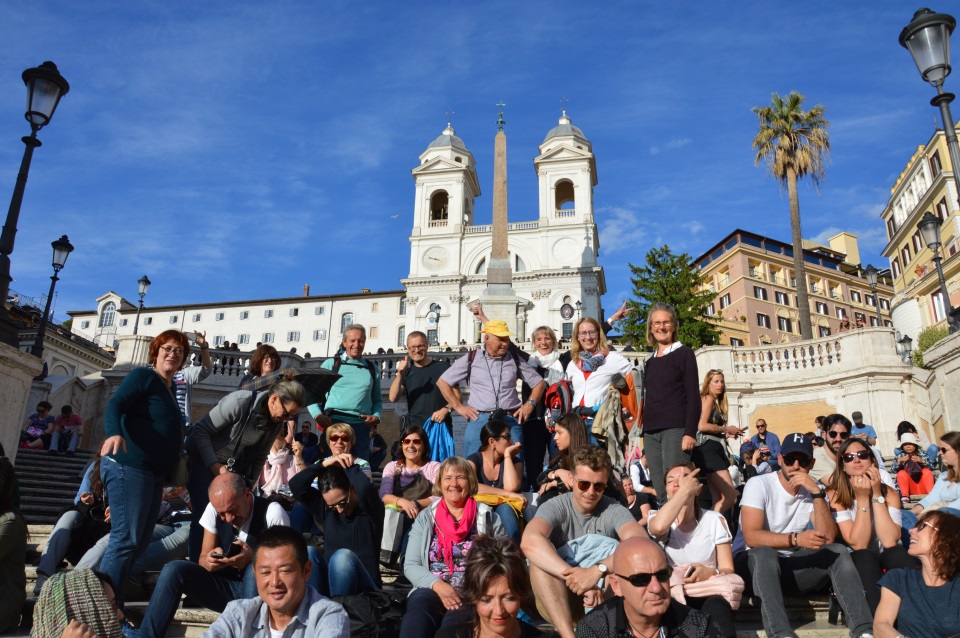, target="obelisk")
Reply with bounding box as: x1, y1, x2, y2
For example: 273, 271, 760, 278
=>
480, 102, 522, 333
